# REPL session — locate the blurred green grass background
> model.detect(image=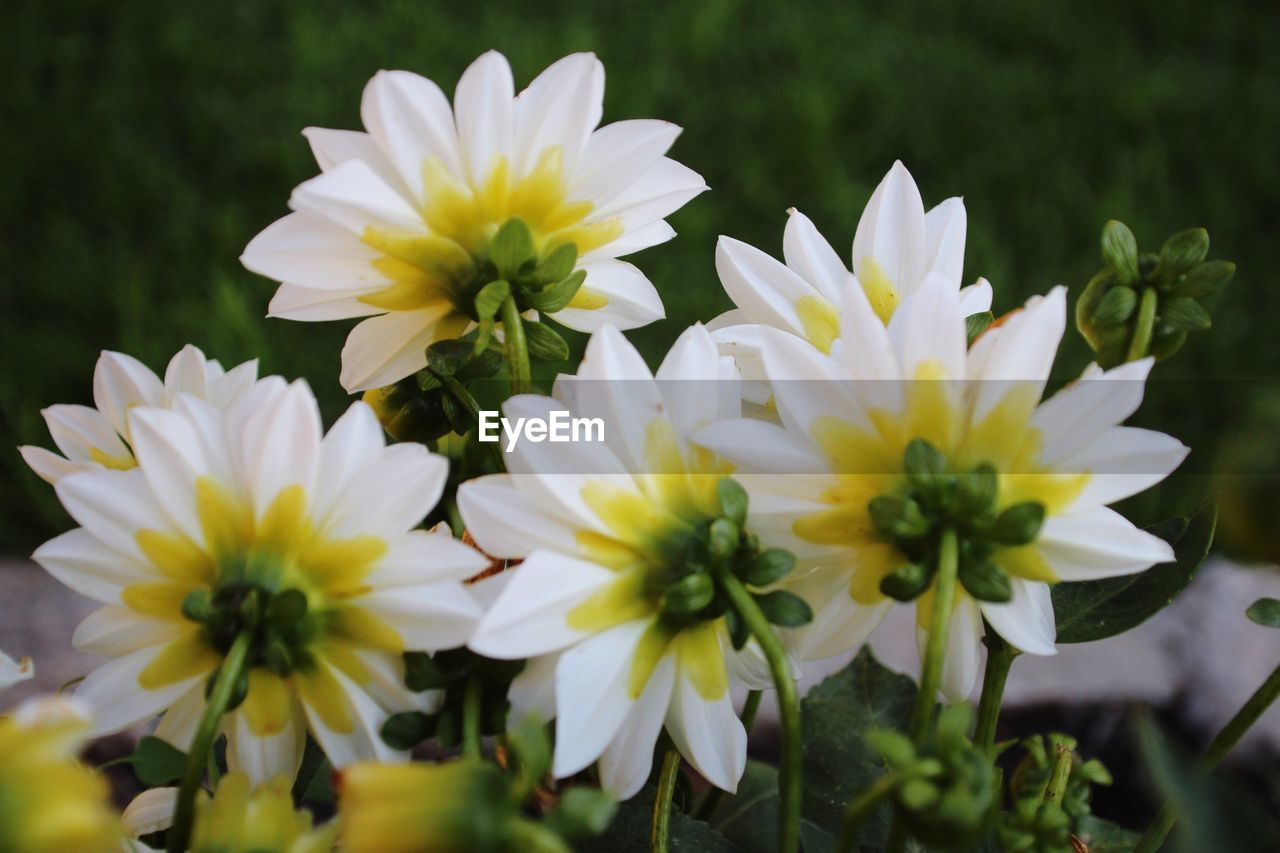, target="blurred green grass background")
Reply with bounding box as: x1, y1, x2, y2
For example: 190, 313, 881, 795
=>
3, 0, 1277, 550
